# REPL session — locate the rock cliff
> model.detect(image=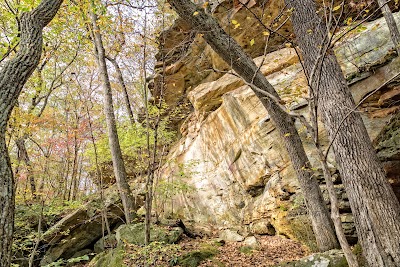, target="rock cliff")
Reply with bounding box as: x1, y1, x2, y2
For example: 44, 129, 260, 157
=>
155, 5, 400, 249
